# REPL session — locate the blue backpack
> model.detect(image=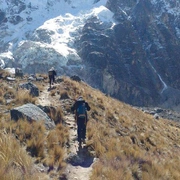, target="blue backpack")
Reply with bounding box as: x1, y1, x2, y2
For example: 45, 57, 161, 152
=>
76, 102, 86, 118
